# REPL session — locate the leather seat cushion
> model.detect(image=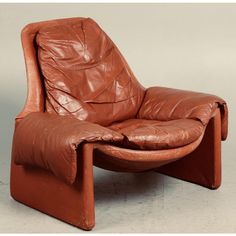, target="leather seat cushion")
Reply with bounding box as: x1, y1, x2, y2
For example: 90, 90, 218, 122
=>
108, 119, 204, 150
